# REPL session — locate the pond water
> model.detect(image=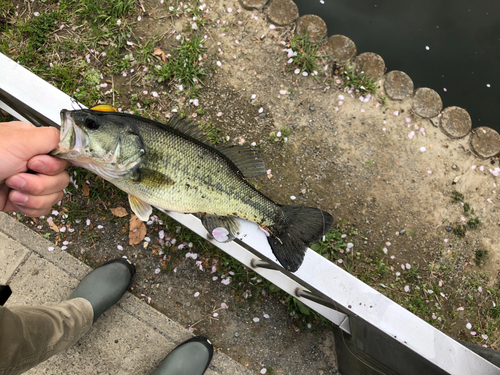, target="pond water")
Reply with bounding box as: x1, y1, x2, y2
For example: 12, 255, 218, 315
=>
293, 0, 500, 132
